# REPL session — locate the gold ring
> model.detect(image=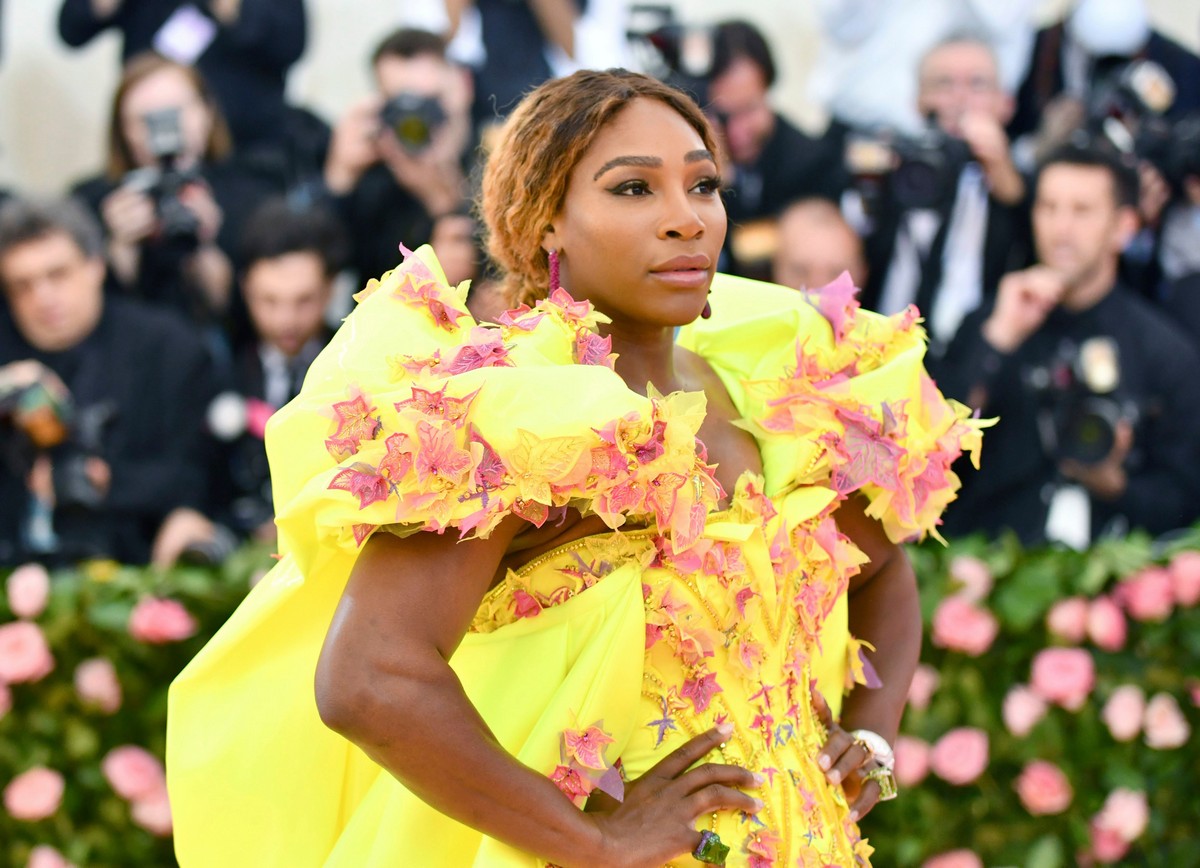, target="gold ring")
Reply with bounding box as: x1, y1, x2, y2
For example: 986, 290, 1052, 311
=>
862, 764, 898, 802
